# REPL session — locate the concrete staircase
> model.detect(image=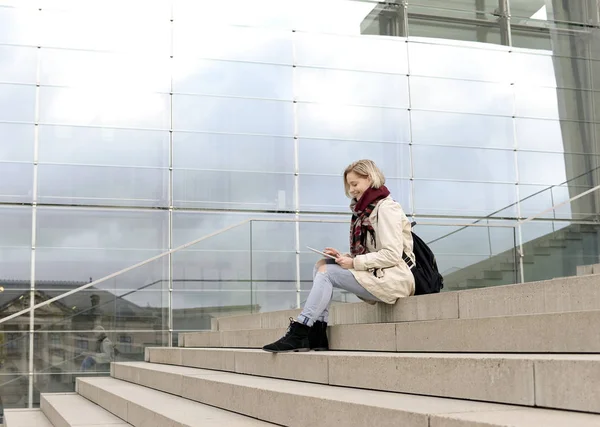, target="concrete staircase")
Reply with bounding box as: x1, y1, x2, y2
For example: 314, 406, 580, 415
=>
5, 273, 600, 426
